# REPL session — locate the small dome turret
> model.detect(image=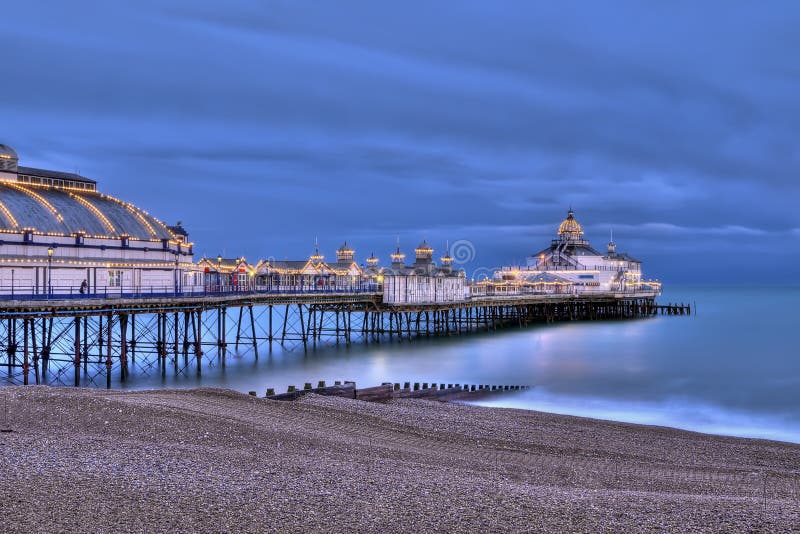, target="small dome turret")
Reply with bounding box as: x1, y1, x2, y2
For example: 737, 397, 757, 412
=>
440, 242, 454, 273
557, 208, 584, 242
336, 241, 355, 263
390, 246, 405, 266
415, 240, 433, 262
390, 237, 406, 267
